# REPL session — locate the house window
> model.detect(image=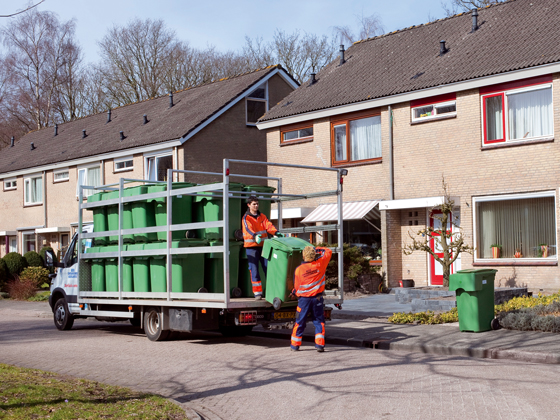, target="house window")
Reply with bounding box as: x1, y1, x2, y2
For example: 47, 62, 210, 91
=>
4, 178, 16, 191
474, 192, 556, 260
331, 114, 382, 165
246, 82, 267, 125
281, 126, 313, 144
482, 78, 553, 145
9, 237, 17, 253
115, 156, 134, 172
146, 154, 173, 181
77, 165, 101, 197
24, 175, 43, 205
53, 169, 69, 183
412, 101, 456, 121
22, 232, 36, 252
